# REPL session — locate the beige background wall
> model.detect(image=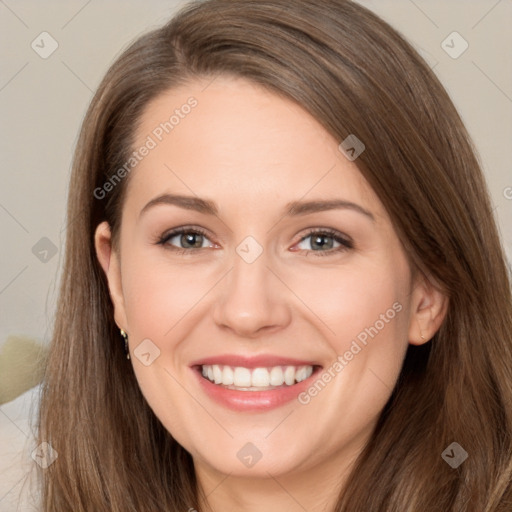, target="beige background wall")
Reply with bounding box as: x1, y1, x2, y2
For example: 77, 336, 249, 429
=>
0, 0, 511, 351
